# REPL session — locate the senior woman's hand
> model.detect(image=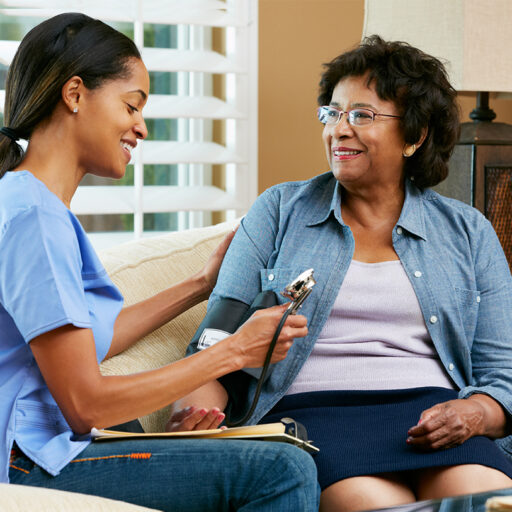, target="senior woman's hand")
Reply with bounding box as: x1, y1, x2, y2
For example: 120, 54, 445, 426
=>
406, 394, 508, 450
